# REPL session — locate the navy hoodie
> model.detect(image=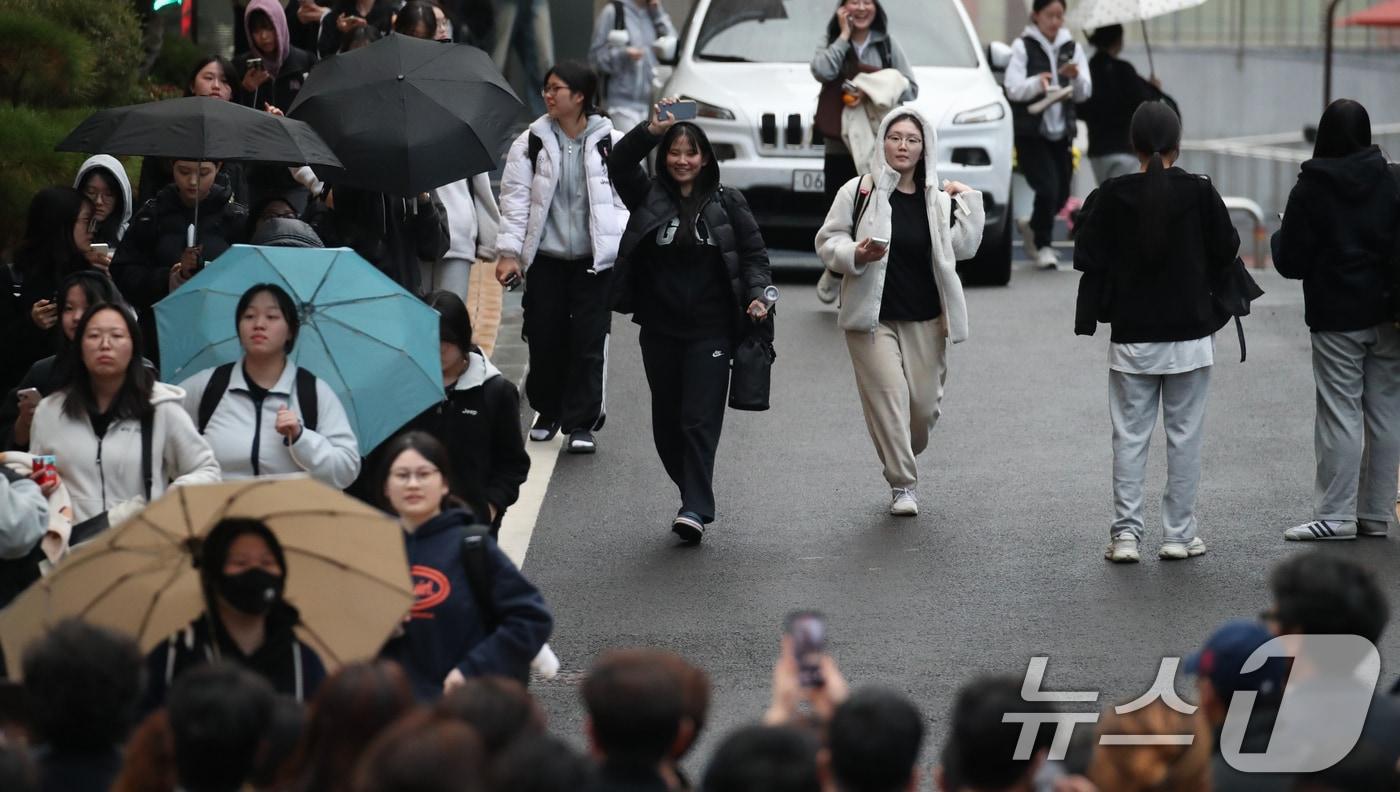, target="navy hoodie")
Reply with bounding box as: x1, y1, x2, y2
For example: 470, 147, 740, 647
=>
380, 509, 553, 699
